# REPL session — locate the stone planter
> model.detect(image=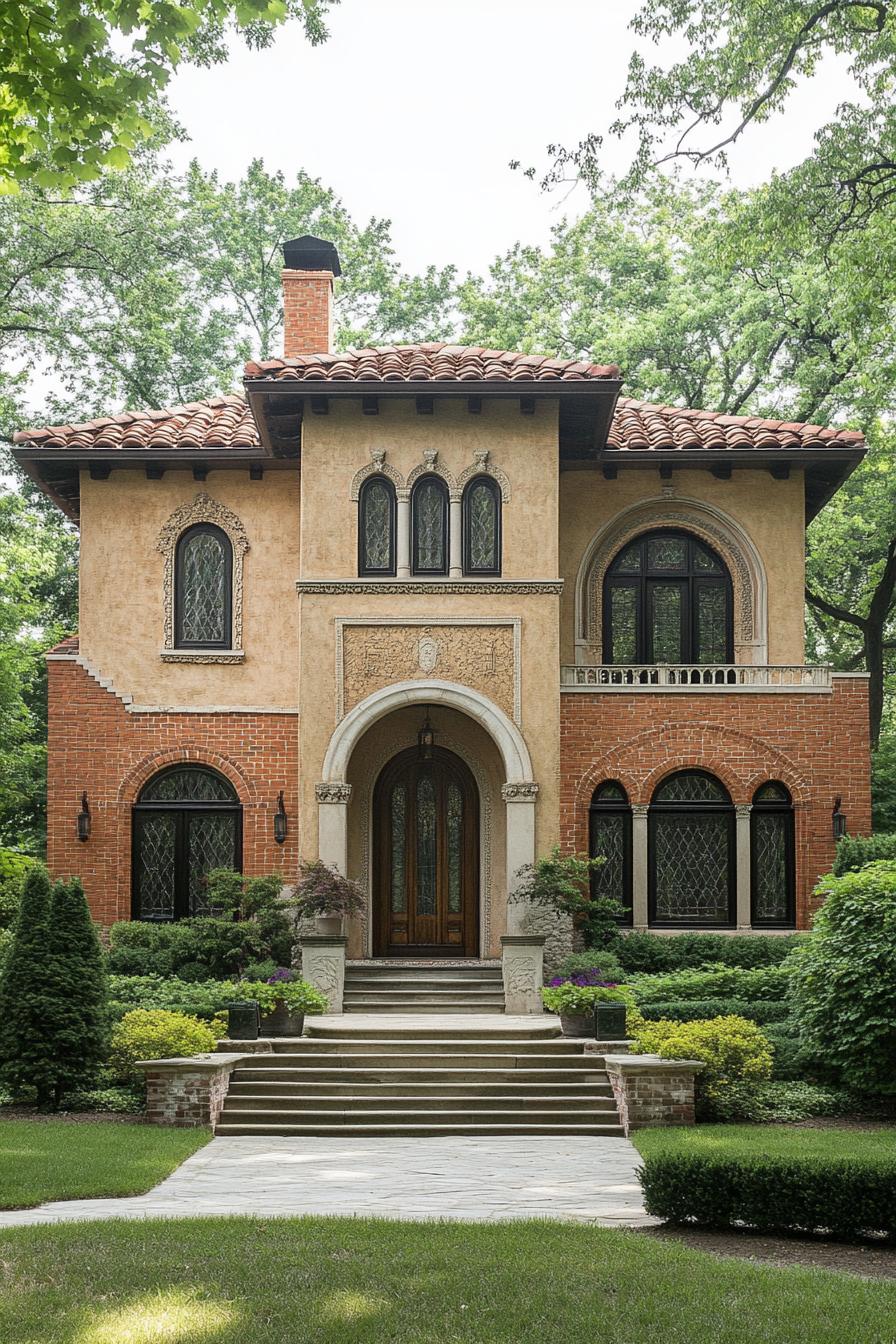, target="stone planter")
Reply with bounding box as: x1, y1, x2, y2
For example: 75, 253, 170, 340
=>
315, 914, 343, 936
259, 1001, 305, 1037
559, 1010, 594, 1037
